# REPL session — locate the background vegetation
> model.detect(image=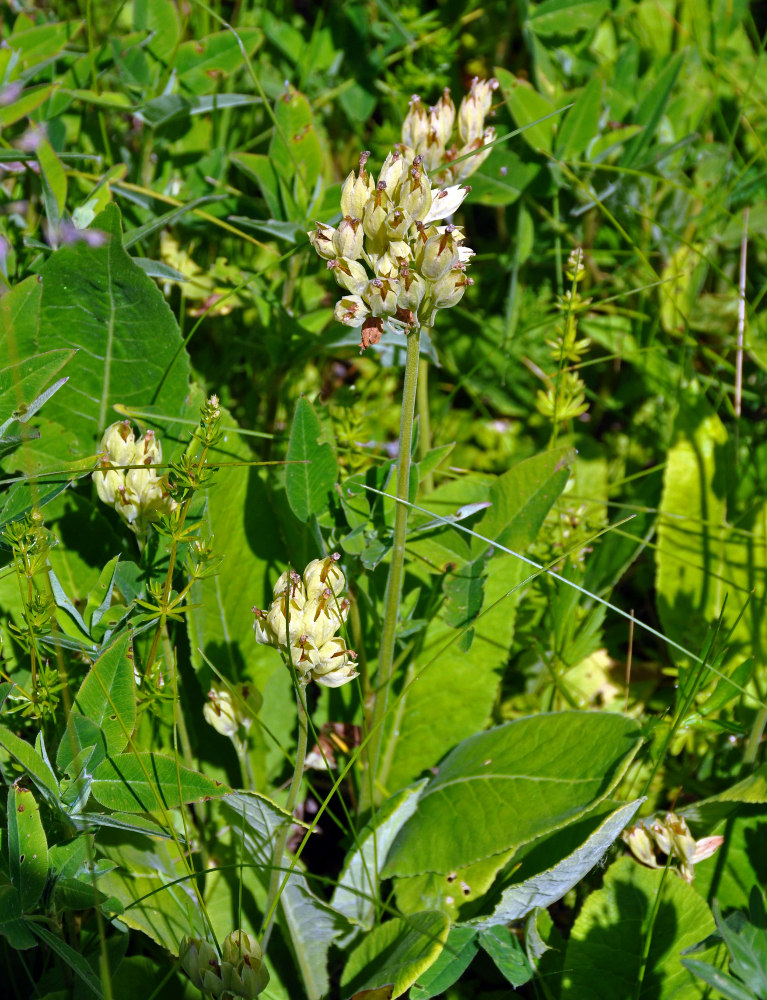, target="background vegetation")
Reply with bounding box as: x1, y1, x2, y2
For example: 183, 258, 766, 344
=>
1, 1, 767, 998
